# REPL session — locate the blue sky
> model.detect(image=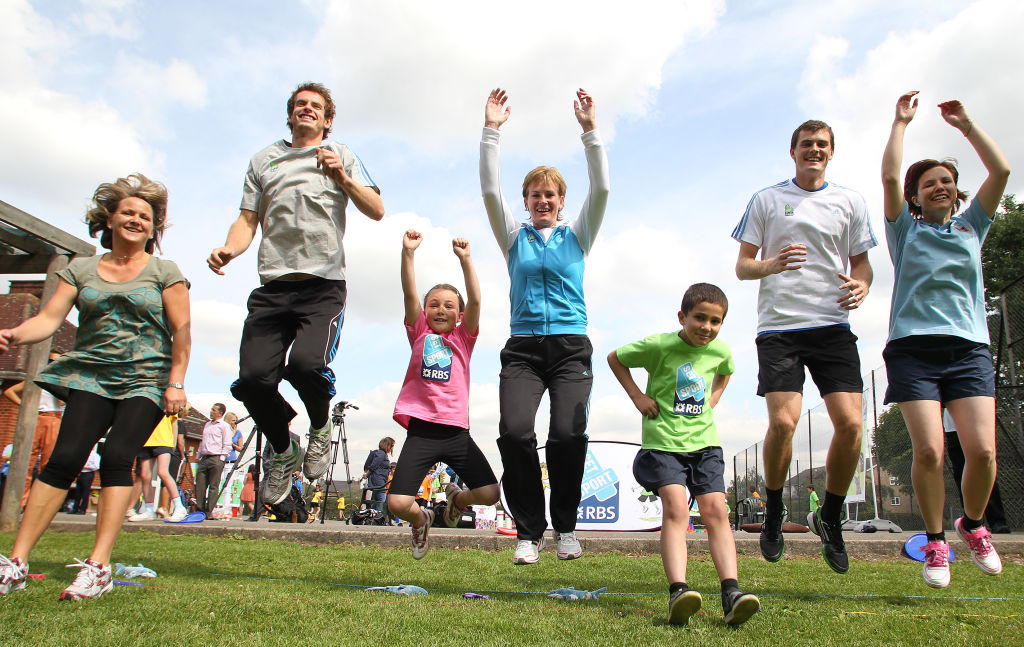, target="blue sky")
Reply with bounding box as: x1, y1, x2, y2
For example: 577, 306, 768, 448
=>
3, 0, 1022, 473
